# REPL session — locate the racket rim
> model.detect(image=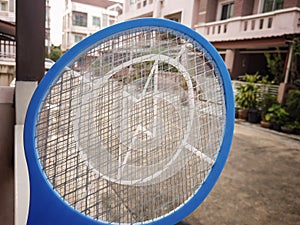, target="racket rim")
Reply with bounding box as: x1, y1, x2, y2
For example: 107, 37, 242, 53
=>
24, 17, 234, 225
